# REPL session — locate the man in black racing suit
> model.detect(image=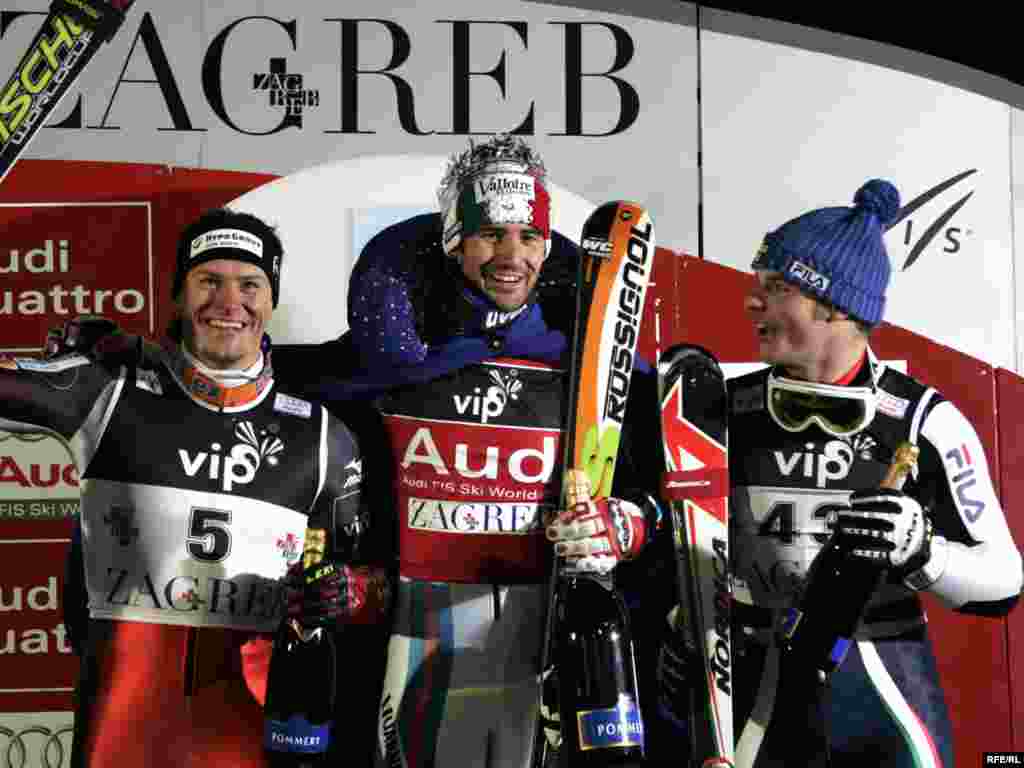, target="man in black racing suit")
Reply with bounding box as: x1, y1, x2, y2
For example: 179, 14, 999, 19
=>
656, 179, 1022, 767
2, 208, 382, 768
